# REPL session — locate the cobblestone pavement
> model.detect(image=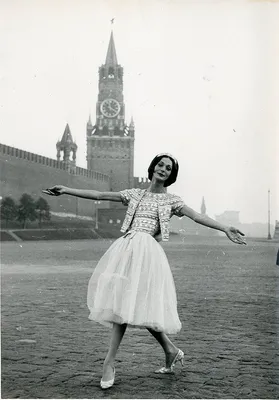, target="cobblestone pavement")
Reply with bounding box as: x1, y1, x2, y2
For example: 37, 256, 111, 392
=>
1, 237, 279, 399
